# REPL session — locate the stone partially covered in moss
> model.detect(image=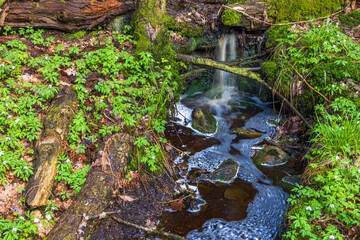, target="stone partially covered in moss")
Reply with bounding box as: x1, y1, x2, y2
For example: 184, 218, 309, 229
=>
253, 146, 290, 166
340, 10, 360, 26
204, 158, 240, 183
107, 12, 133, 32
222, 9, 240, 26
234, 128, 263, 139
191, 108, 217, 134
